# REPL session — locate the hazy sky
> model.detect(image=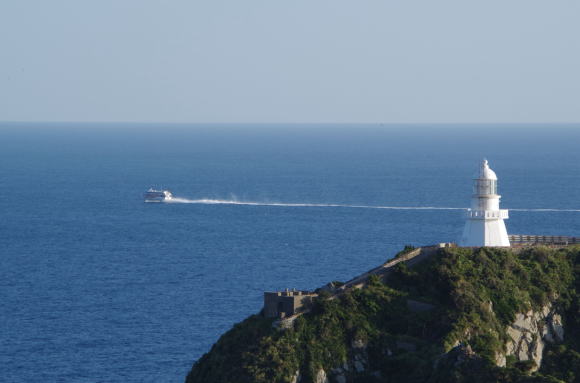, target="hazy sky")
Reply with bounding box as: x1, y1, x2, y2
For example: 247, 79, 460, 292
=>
1, 1, 579, 123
